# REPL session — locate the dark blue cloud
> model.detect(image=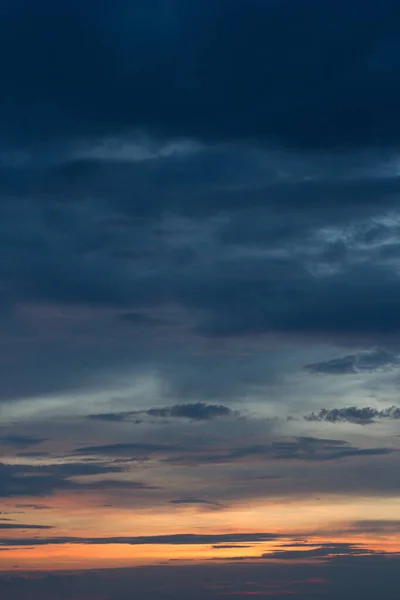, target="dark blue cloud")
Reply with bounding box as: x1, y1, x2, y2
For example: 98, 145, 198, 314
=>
2, 0, 400, 150
0, 1, 399, 352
